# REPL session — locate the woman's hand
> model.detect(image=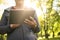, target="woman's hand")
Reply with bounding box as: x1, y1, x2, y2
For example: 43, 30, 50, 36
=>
24, 16, 37, 28
10, 24, 20, 29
